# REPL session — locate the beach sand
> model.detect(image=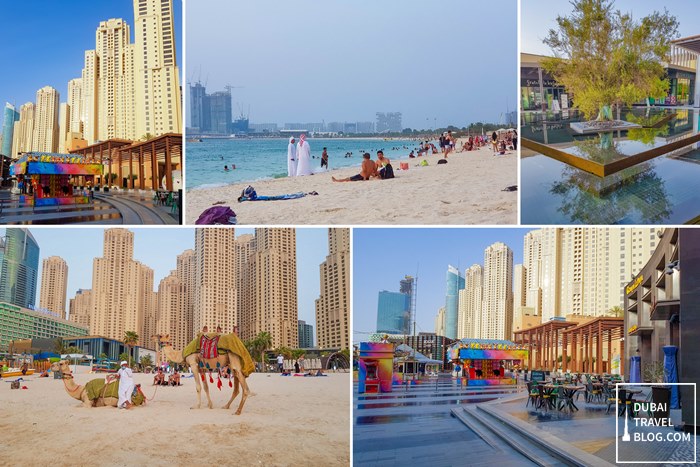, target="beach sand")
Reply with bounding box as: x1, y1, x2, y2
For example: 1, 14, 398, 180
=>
185, 140, 517, 225
0, 370, 349, 466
